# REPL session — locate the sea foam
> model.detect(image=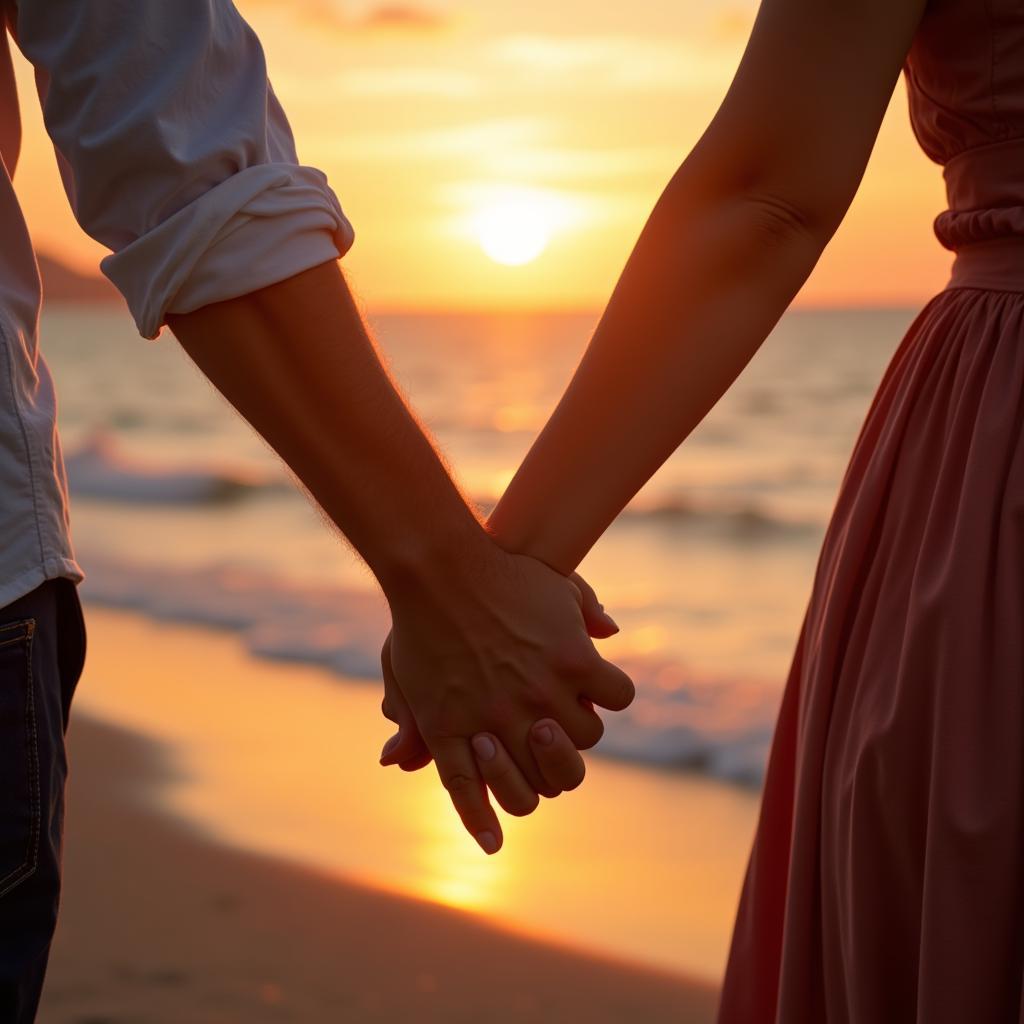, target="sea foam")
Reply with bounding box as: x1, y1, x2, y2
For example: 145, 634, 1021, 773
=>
79, 554, 780, 788
66, 433, 818, 541
65, 432, 284, 504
